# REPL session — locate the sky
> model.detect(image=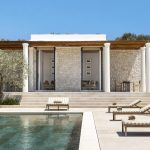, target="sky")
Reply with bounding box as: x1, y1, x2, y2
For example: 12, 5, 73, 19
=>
0, 0, 150, 40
